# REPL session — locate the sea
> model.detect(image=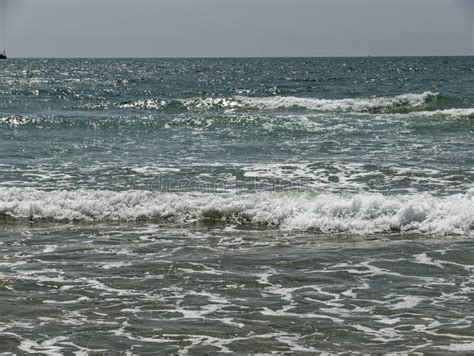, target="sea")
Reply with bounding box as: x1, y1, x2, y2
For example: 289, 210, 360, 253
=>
0, 57, 473, 354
